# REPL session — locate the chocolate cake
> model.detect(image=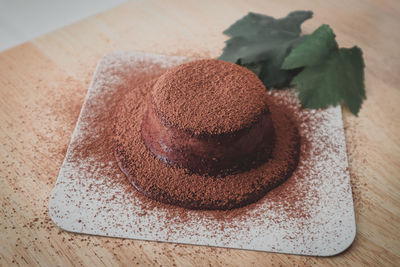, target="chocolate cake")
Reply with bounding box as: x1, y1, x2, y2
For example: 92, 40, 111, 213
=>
142, 59, 275, 176
113, 59, 300, 210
